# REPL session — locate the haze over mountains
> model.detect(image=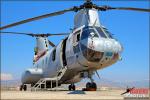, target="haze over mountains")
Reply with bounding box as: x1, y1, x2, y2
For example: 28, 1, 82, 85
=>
76, 78, 149, 88
1, 78, 148, 89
